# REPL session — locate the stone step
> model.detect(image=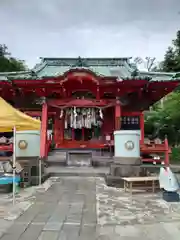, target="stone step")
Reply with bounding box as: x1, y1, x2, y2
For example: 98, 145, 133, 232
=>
47, 149, 113, 167
47, 158, 113, 167
47, 166, 108, 177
